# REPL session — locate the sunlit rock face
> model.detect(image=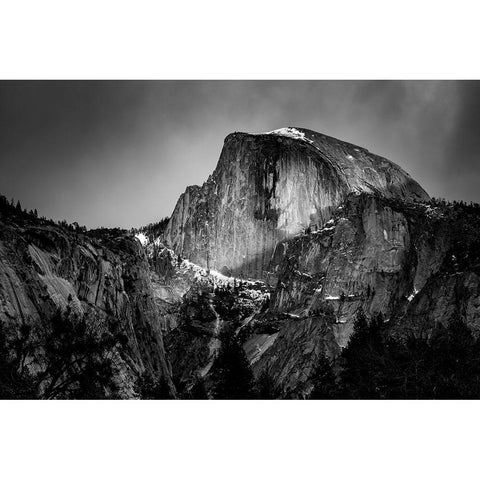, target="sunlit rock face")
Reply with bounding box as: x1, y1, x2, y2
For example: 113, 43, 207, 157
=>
239, 194, 480, 396
142, 191, 480, 397
271, 195, 414, 328
163, 128, 429, 280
